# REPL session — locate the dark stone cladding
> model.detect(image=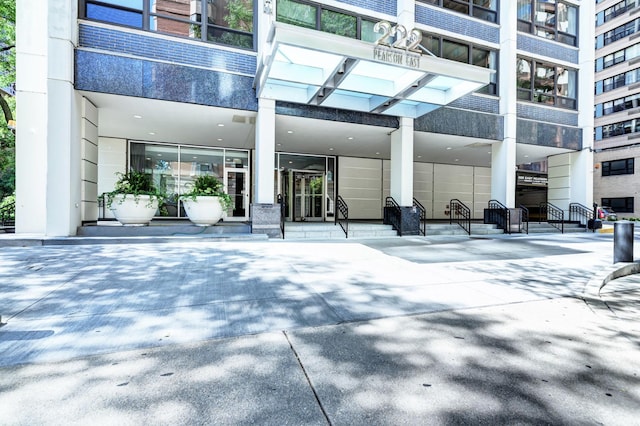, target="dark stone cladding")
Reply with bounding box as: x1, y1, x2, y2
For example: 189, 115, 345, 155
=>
517, 119, 582, 151
414, 107, 503, 141
275, 102, 399, 128
75, 50, 258, 111
518, 34, 579, 64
